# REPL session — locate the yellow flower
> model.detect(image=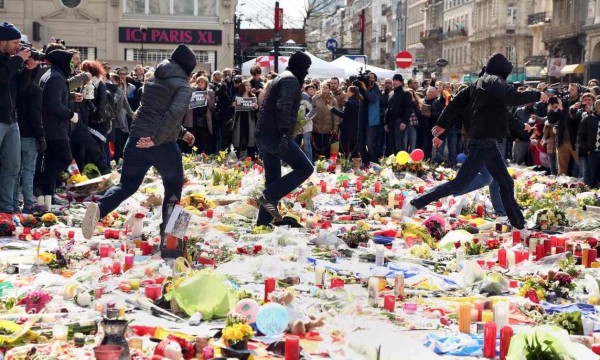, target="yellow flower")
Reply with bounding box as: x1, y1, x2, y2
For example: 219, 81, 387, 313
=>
192, 146, 198, 152
38, 253, 56, 264
536, 289, 546, 300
